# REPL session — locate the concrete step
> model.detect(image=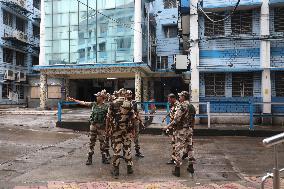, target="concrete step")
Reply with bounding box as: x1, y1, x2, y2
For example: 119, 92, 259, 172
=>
0, 109, 57, 115
56, 121, 284, 137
